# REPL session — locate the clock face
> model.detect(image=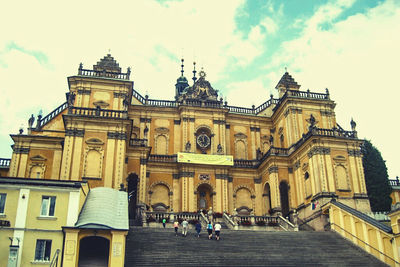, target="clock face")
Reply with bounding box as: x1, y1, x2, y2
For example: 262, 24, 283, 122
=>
197, 134, 210, 148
